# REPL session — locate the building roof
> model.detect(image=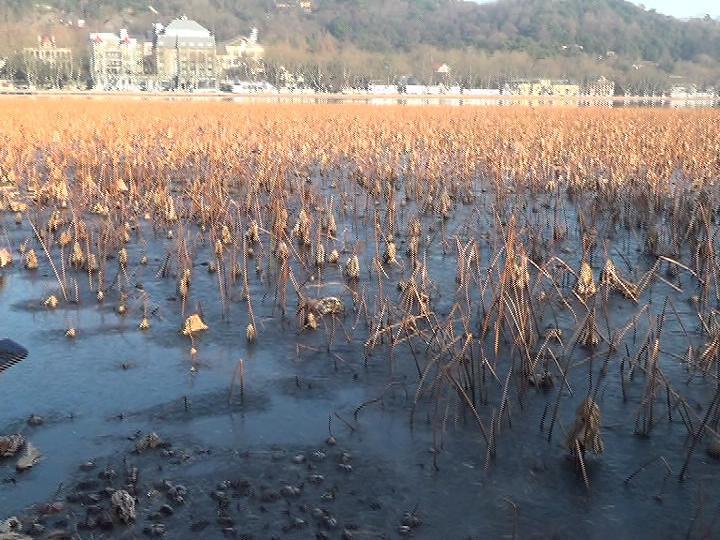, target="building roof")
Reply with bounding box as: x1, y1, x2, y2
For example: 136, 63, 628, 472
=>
38, 35, 56, 48
89, 32, 140, 47
163, 17, 211, 37
90, 33, 116, 44
155, 16, 215, 48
